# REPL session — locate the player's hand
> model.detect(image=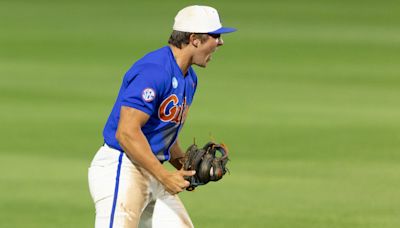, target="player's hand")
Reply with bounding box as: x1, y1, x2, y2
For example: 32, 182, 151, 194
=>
159, 169, 196, 195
